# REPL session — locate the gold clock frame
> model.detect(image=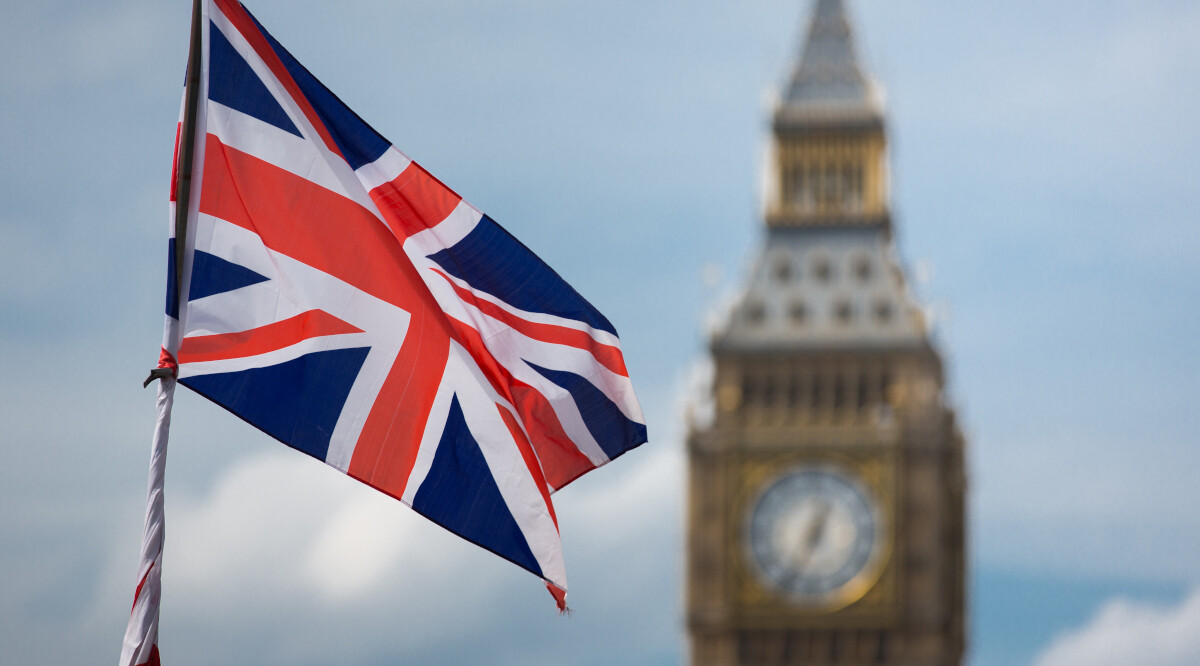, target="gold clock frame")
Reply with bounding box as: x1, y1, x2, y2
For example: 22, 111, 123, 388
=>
730, 449, 898, 621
